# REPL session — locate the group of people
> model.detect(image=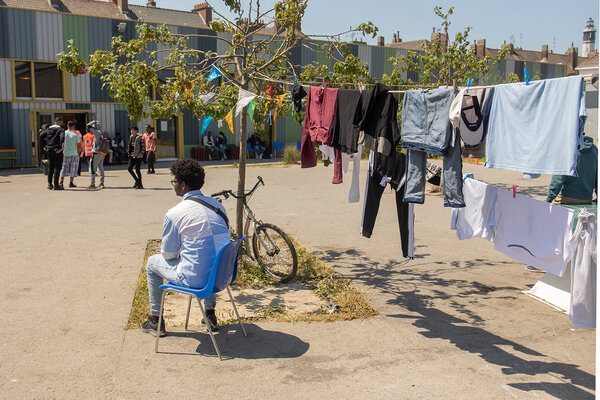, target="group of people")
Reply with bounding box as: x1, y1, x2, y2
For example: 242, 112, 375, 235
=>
202, 131, 228, 161
40, 118, 158, 190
